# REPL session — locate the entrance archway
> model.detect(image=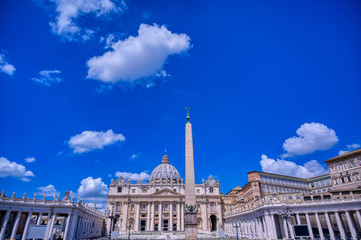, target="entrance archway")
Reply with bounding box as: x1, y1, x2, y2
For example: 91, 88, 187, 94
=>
210, 215, 217, 232
140, 220, 146, 231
